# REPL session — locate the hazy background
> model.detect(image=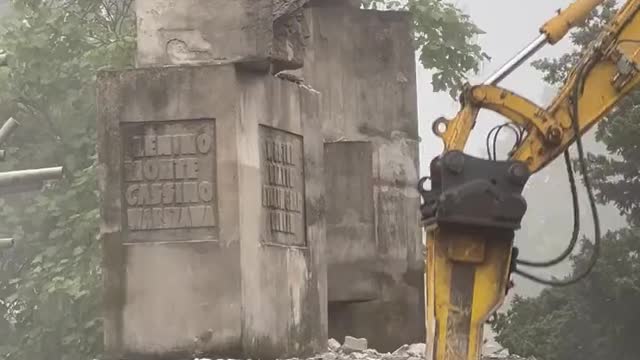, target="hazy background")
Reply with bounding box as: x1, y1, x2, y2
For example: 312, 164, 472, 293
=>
416, 4, 625, 350
417, 0, 574, 162
416, 0, 627, 298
